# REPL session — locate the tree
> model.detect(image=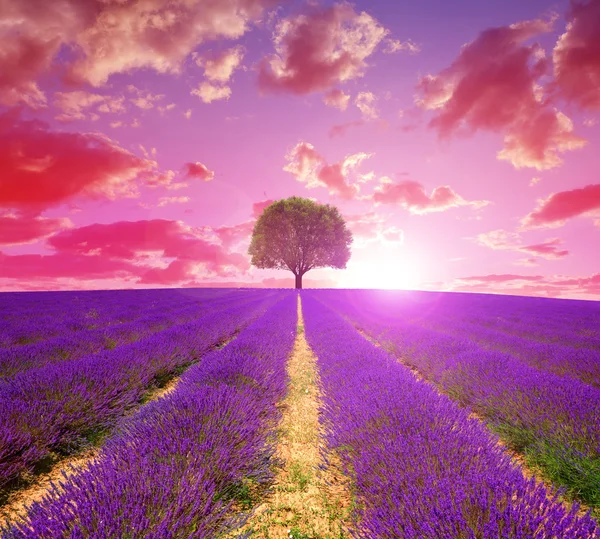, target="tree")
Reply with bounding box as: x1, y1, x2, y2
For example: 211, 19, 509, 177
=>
248, 196, 353, 289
